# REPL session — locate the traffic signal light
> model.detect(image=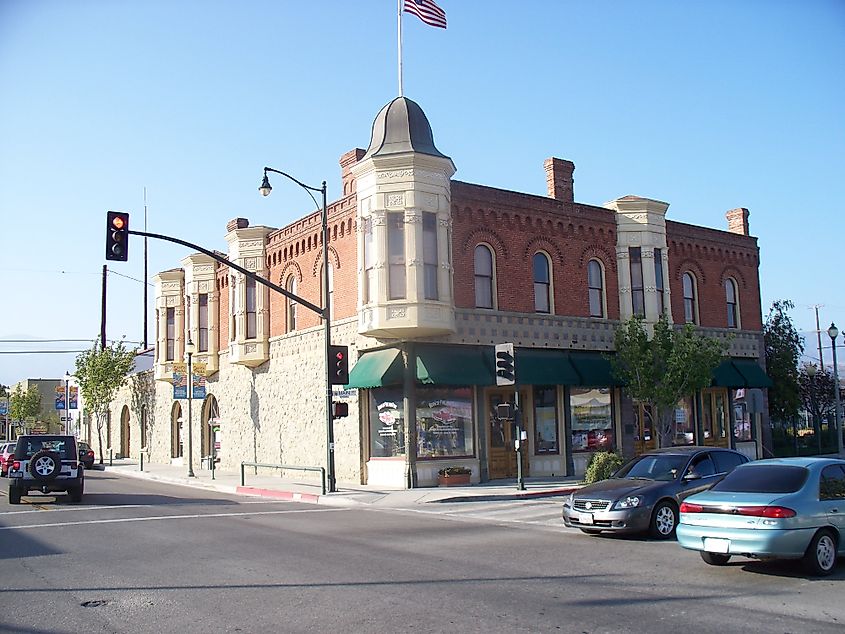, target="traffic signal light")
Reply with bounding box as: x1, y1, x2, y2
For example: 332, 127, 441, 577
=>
332, 401, 349, 419
329, 345, 349, 385
495, 342, 515, 386
106, 211, 130, 261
